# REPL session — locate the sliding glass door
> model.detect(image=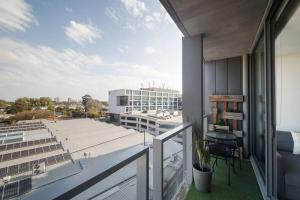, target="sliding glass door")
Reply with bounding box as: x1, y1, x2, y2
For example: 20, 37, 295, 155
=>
252, 34, 266, 179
